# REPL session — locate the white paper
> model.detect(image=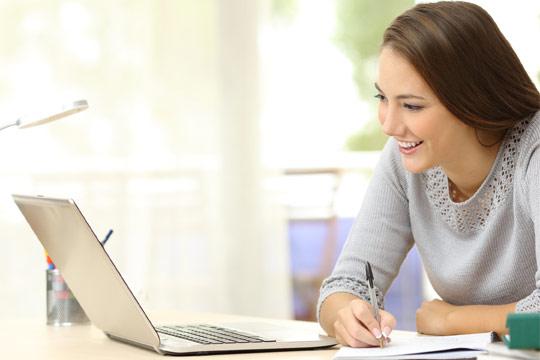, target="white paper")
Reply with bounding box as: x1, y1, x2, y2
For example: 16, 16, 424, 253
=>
334, 330, 493, 360
373, 350, 484, 360
485, 342, 540, 360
